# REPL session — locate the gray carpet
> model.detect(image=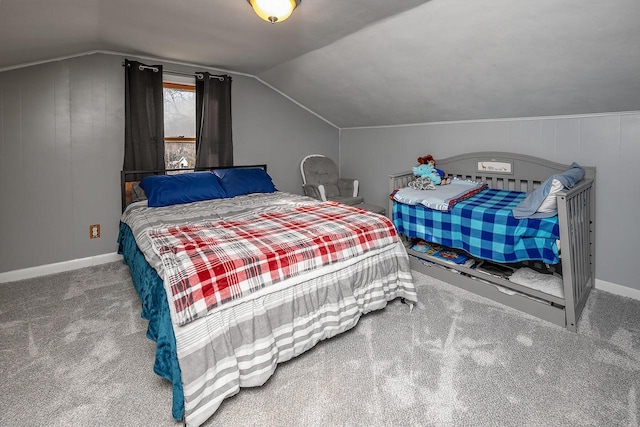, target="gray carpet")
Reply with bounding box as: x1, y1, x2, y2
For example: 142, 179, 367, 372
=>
1, 261, 639, 426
